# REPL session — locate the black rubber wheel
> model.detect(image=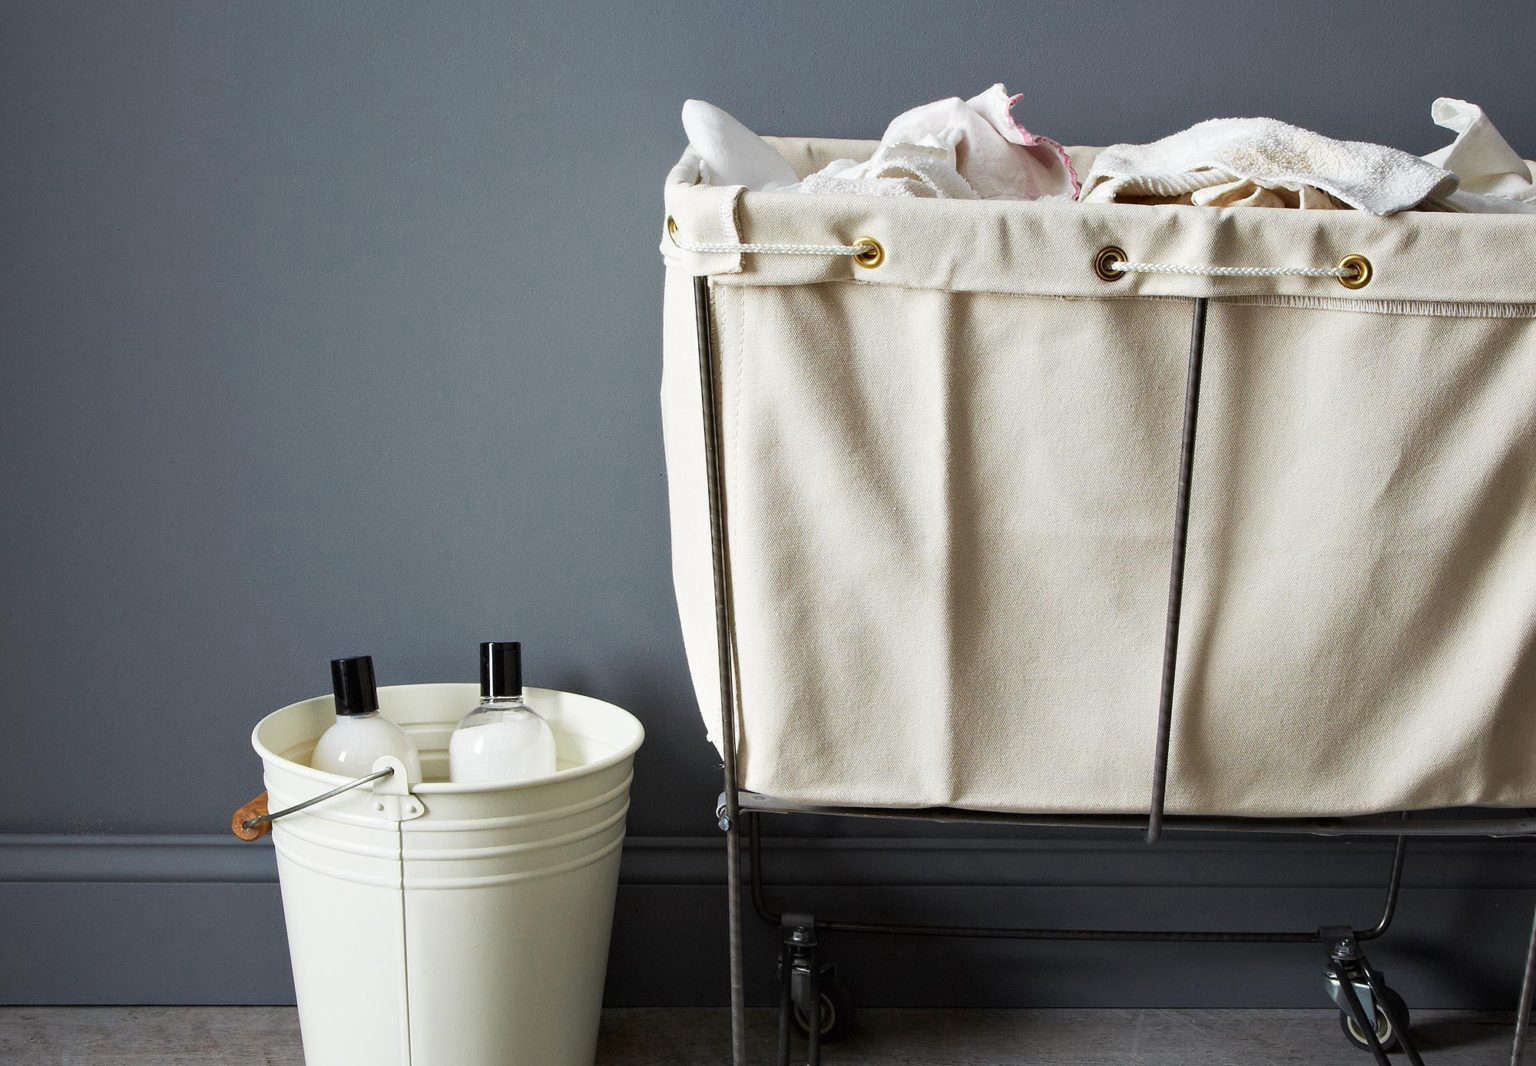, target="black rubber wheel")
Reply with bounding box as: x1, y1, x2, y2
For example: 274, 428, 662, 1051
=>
1339, 986, 1409, 1053
792, 973, 855, 1044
